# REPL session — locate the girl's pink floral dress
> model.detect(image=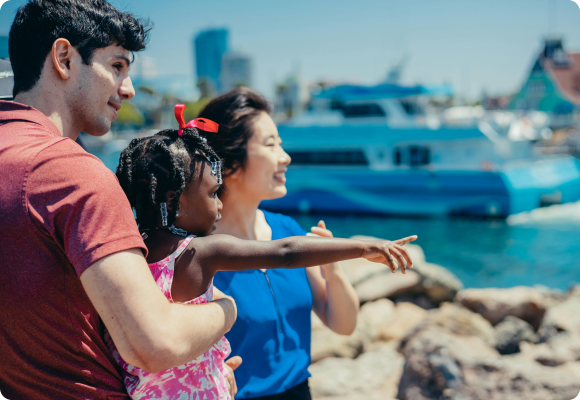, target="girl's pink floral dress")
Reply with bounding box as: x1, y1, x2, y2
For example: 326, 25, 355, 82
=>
104, 235, 231, 400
